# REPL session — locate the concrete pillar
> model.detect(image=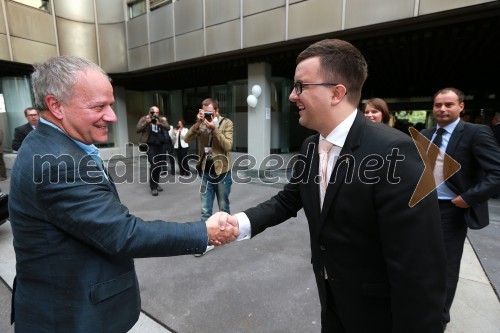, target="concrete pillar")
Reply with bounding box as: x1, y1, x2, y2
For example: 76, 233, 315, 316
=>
1, 77, 34, 151
247, 62, 271, 170
112, 86, 128, 154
